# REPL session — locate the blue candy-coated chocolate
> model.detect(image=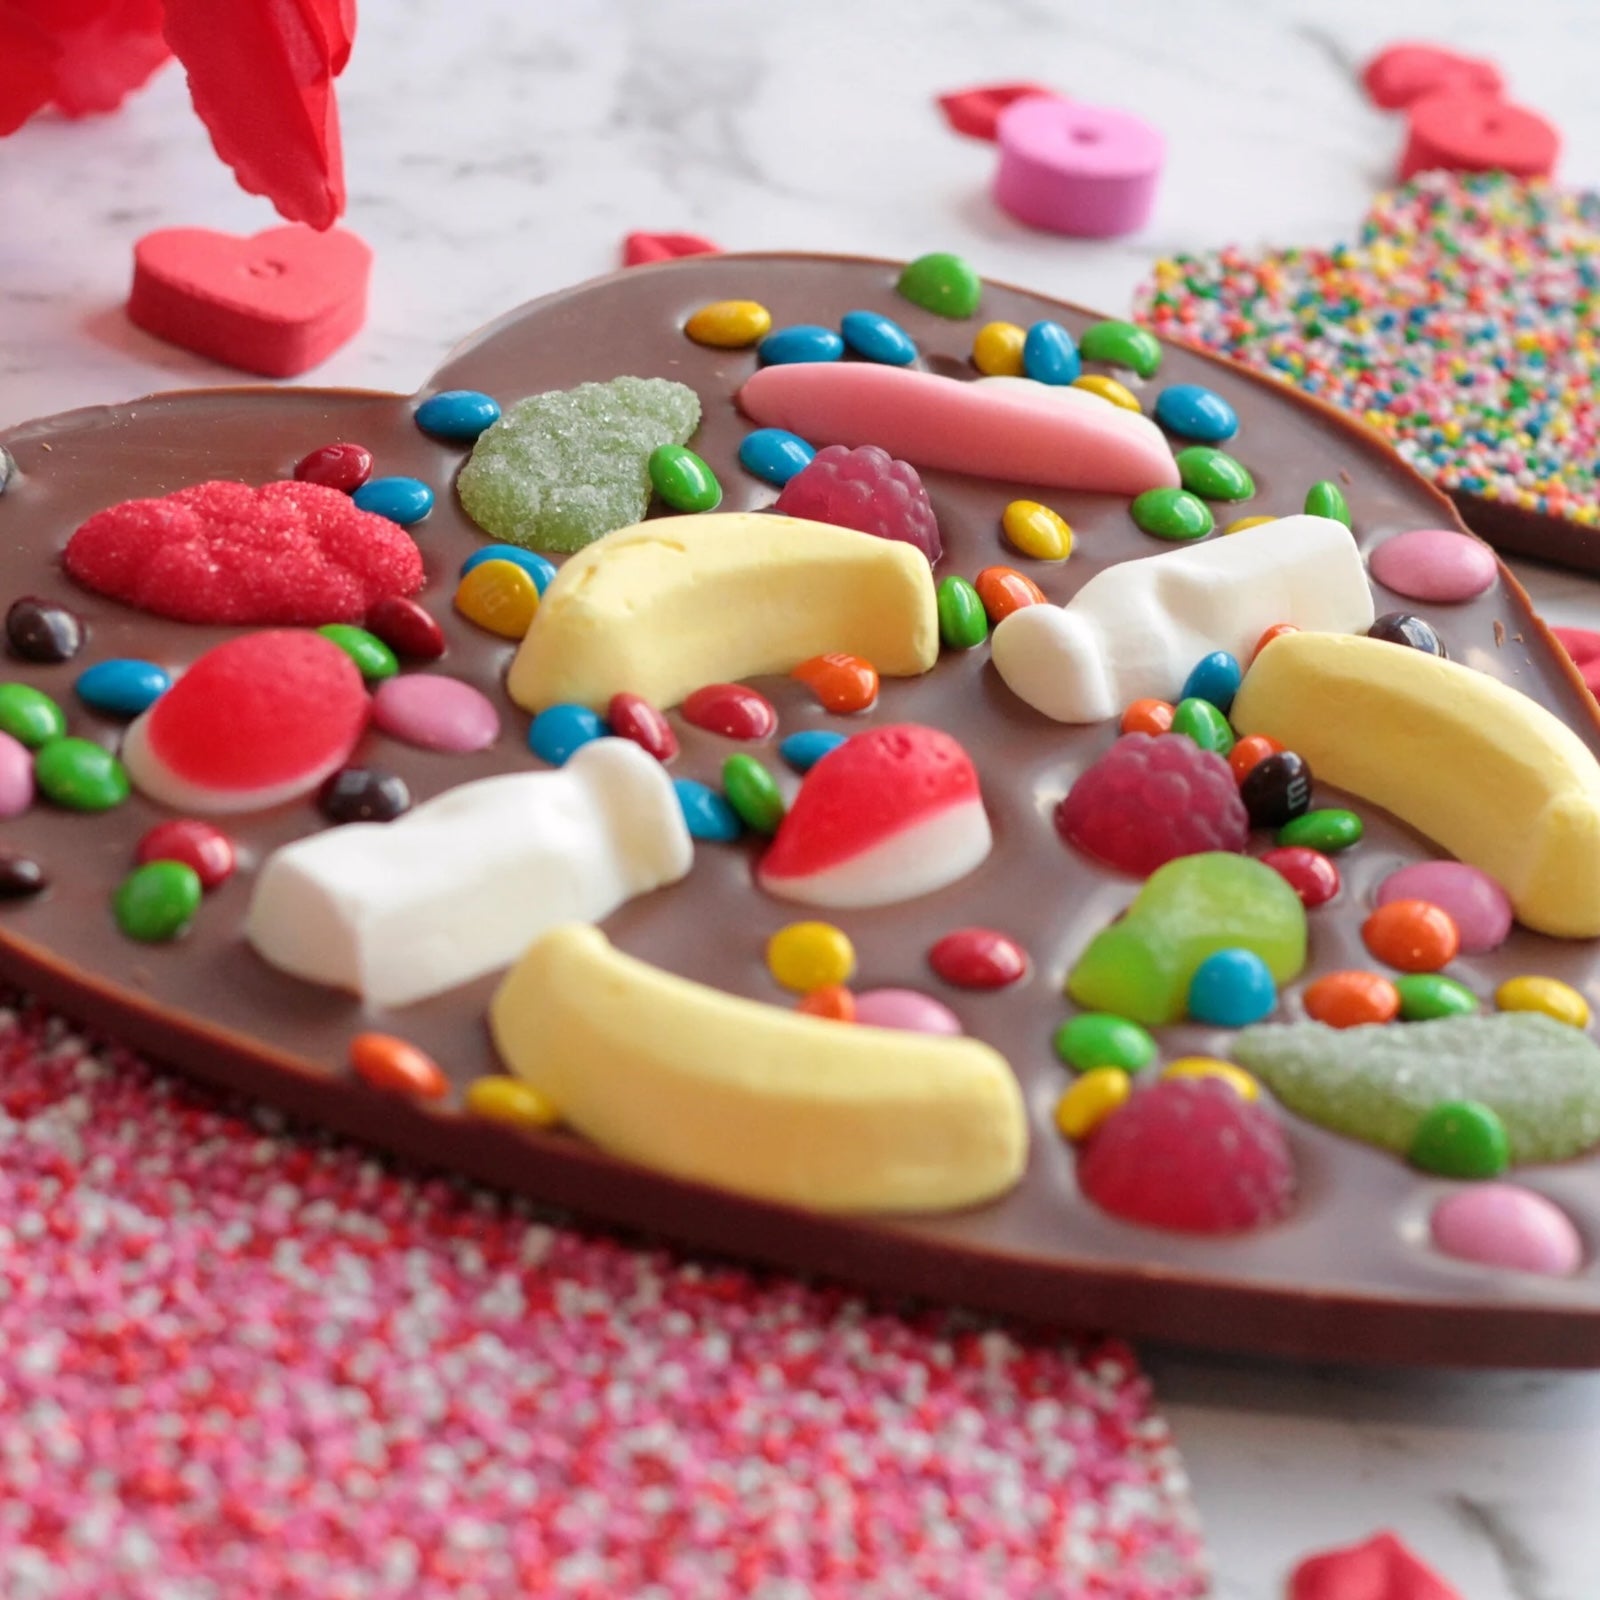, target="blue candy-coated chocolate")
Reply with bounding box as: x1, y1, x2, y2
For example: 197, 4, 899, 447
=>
352, 476, 435, 526
460, 543, 558, 594
1154, 384, 1239, 443
738, 428, 816, 487
674, 777, 743, 842
840, 310, 917, 366
1022, 321, 1081, 386
1187, 949, 1278, 1027
415, 389, 502, 442
779, 729, 848, 773
74, 658, 171, 718
528, 703, 609, 767
757, 325, 846, 366
1179, 650, 1243, 714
